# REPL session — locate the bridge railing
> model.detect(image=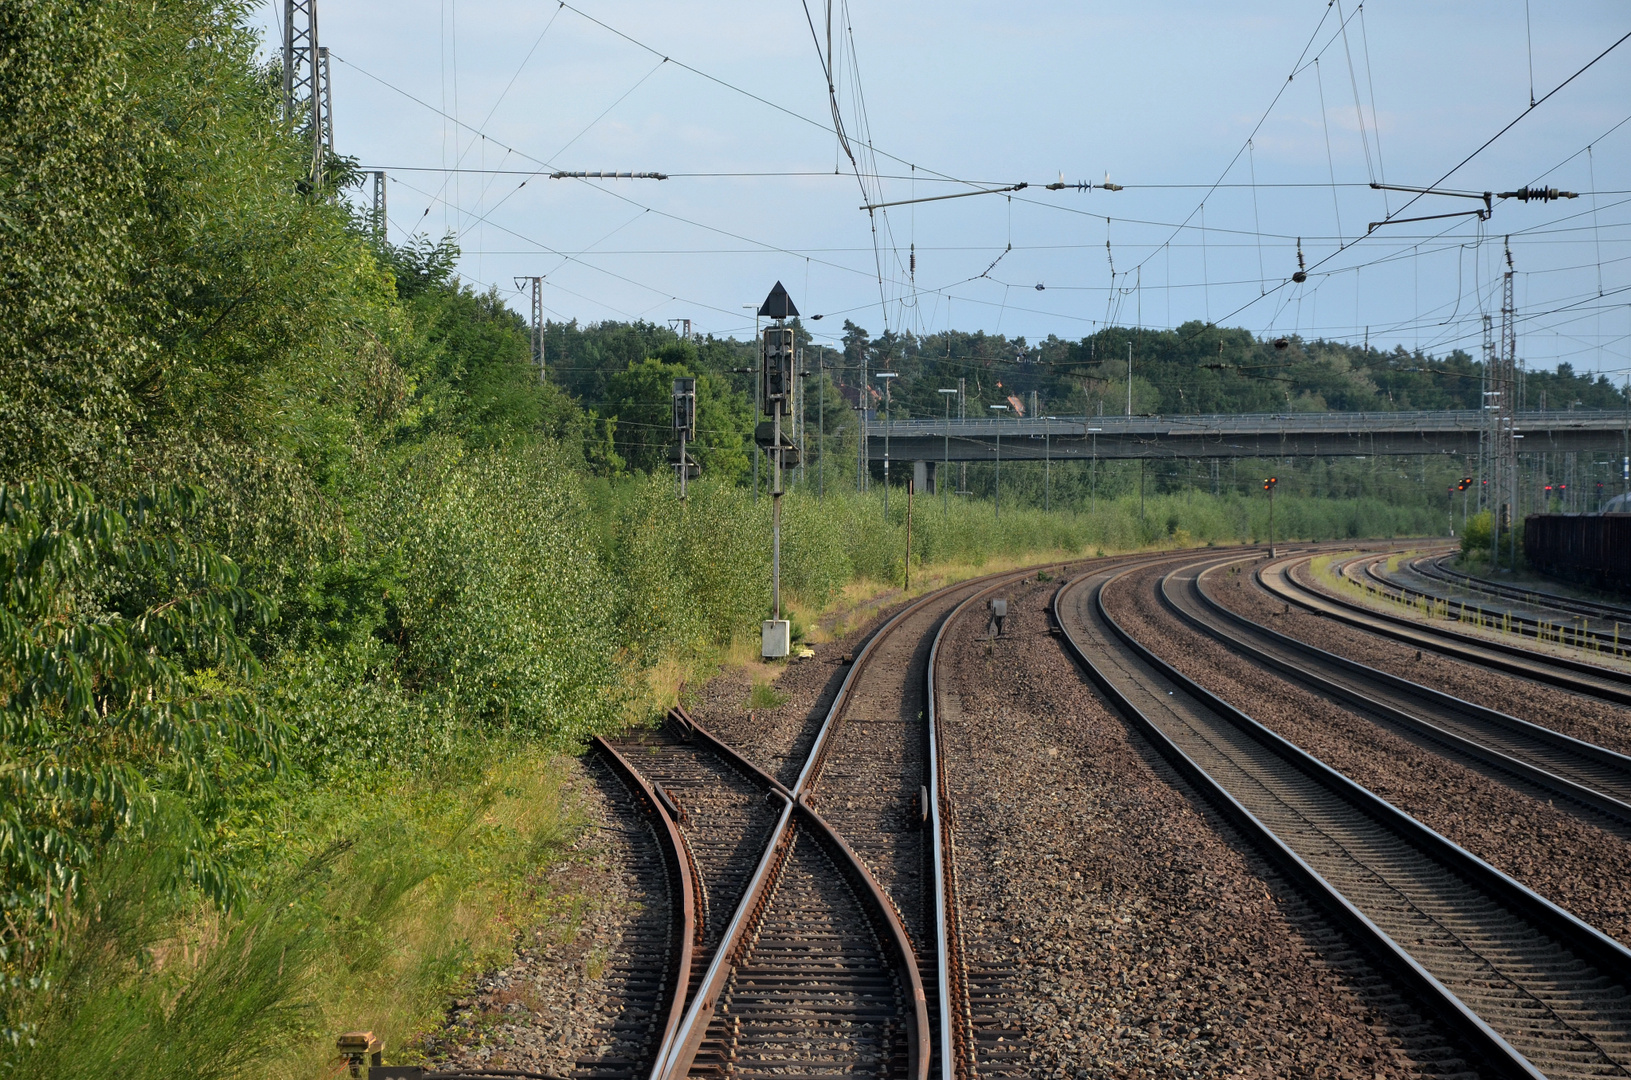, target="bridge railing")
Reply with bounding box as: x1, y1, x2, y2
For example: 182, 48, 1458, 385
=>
864, 409, 1631, 439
